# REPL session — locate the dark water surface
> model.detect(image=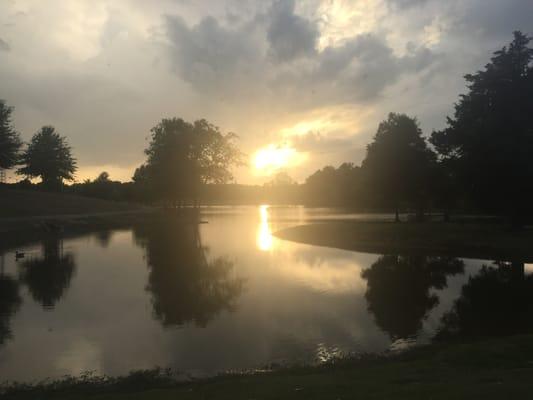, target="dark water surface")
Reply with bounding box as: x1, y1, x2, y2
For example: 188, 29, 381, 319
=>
0, 206, 531, 382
